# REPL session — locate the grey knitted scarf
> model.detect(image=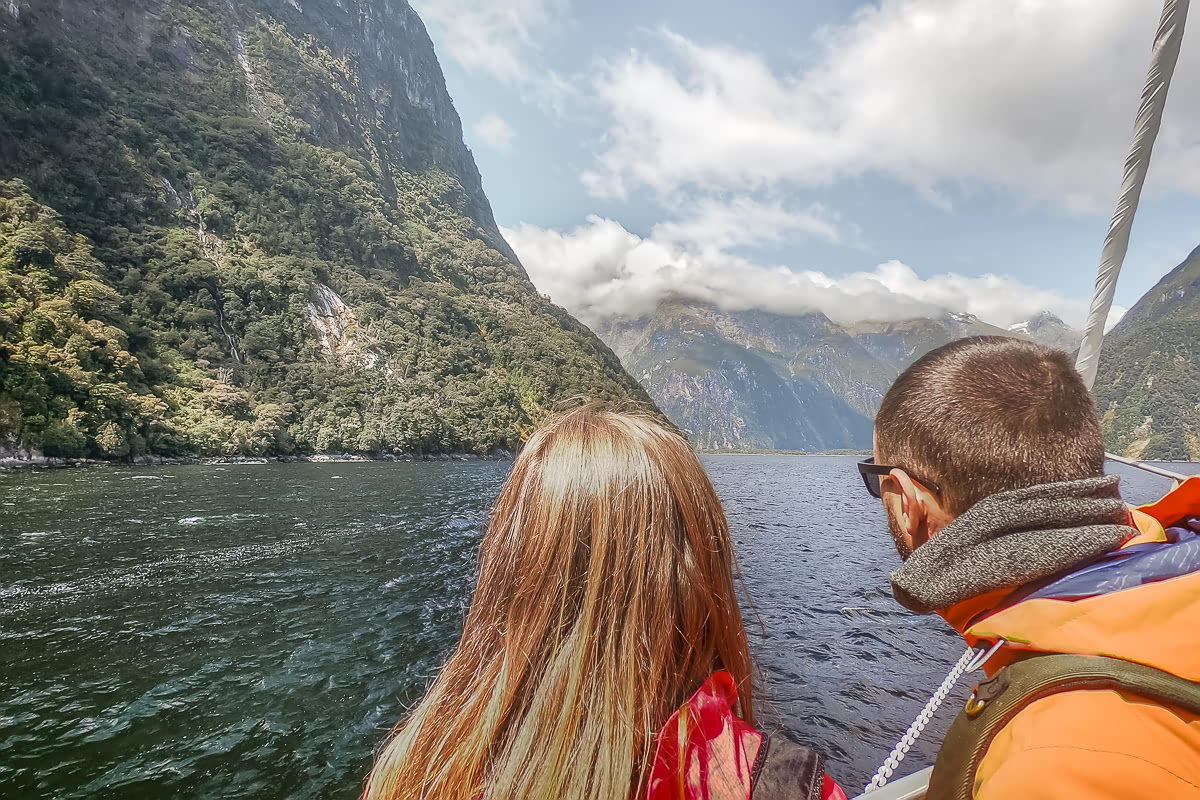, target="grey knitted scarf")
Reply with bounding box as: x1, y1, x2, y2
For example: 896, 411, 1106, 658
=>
890, 474, 1138, 615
